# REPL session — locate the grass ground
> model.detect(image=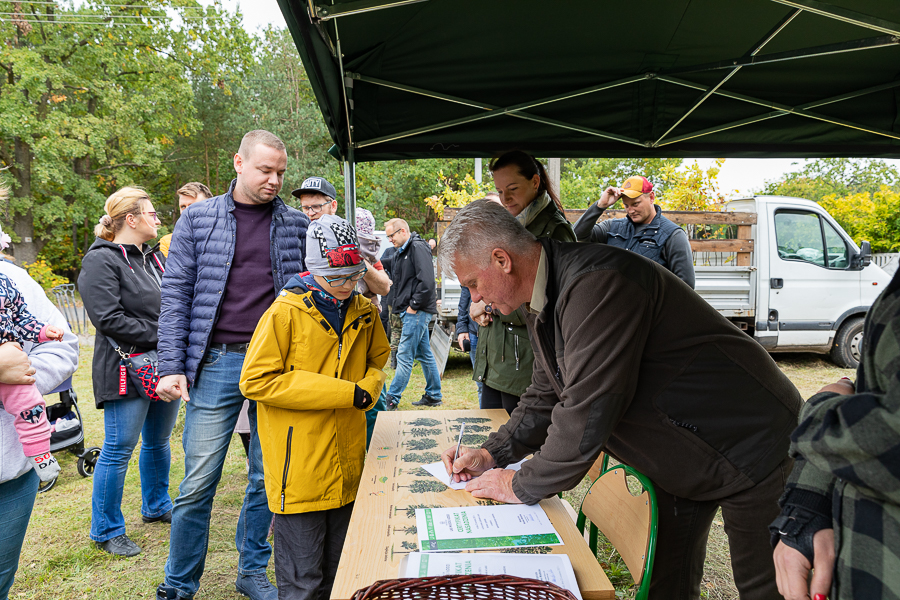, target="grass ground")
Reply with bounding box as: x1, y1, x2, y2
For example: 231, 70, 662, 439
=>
10, 346, 851, 599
